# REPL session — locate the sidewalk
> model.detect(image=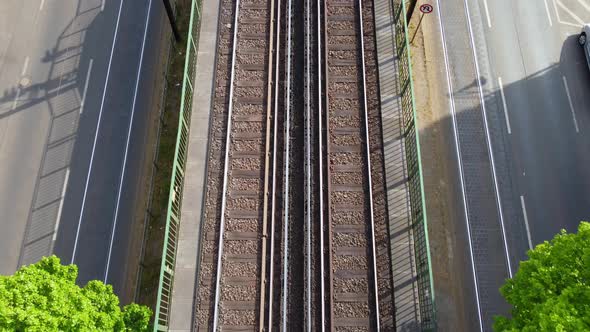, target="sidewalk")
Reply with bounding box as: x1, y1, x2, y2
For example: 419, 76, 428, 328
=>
373, 0, 422, 330
168, 0, 221, 329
